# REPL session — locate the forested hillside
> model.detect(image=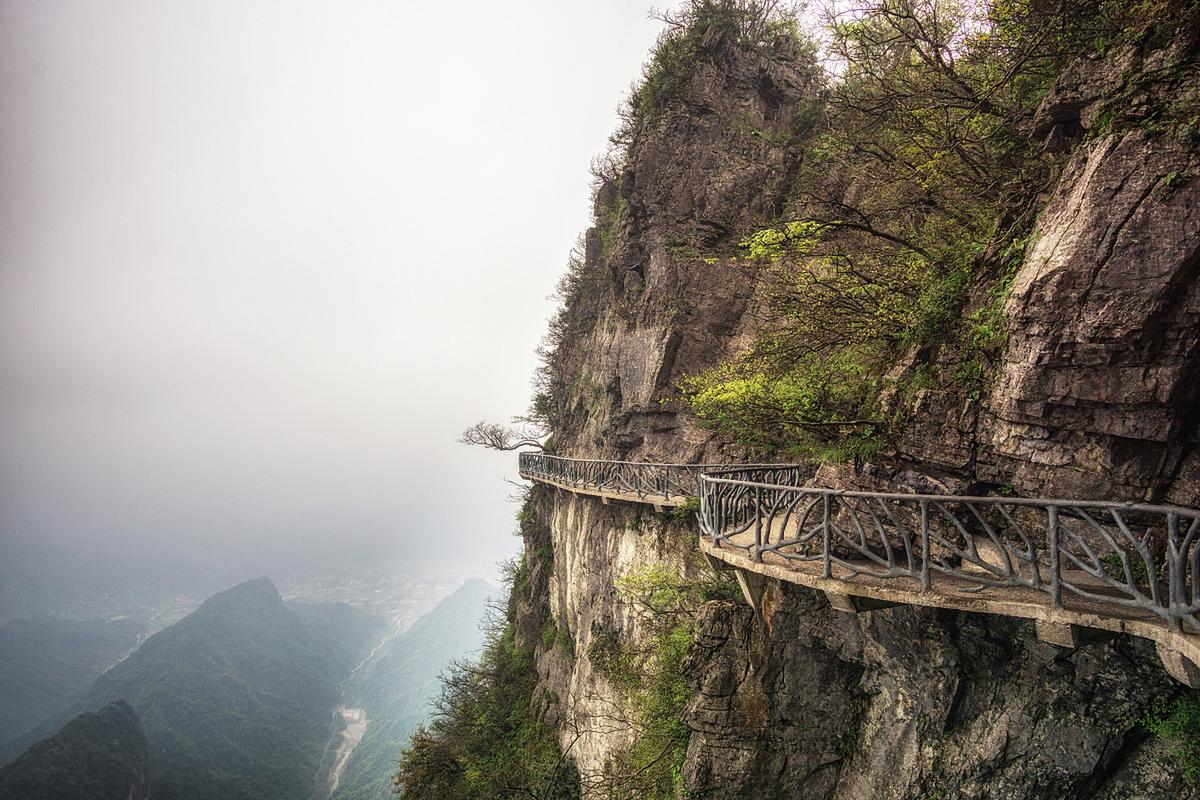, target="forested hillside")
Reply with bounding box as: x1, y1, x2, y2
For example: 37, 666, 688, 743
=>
332, 579, 493, 800
0, 616, 143, 745
0, 701, 149, 800
0, 578, 387, 800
